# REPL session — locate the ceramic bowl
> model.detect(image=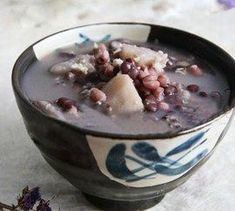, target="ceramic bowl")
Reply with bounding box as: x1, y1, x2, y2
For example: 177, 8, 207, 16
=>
12, 23, 235, 211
